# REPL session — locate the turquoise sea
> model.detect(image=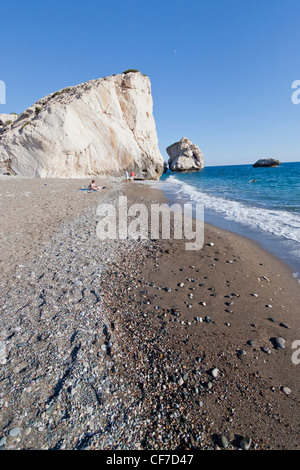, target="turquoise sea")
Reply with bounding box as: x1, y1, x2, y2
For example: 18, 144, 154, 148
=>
152, 162, 300, 280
